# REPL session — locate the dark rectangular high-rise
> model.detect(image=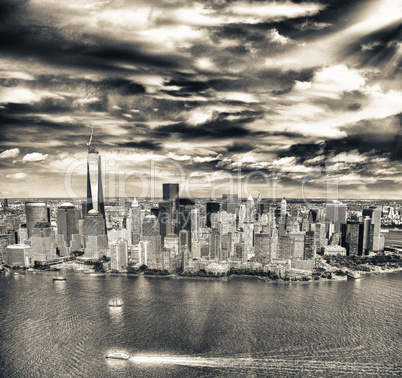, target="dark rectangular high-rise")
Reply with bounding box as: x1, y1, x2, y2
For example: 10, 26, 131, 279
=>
25, 202, 50, 238
206, 201, 220, 228
222, 194, 238, 214
344, 221, 364, 256
163, 183, 179, 203
162, 183, 179, 235
325, 202, 347, 233
57, 203, 79, 246
304, 231, 316, 260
